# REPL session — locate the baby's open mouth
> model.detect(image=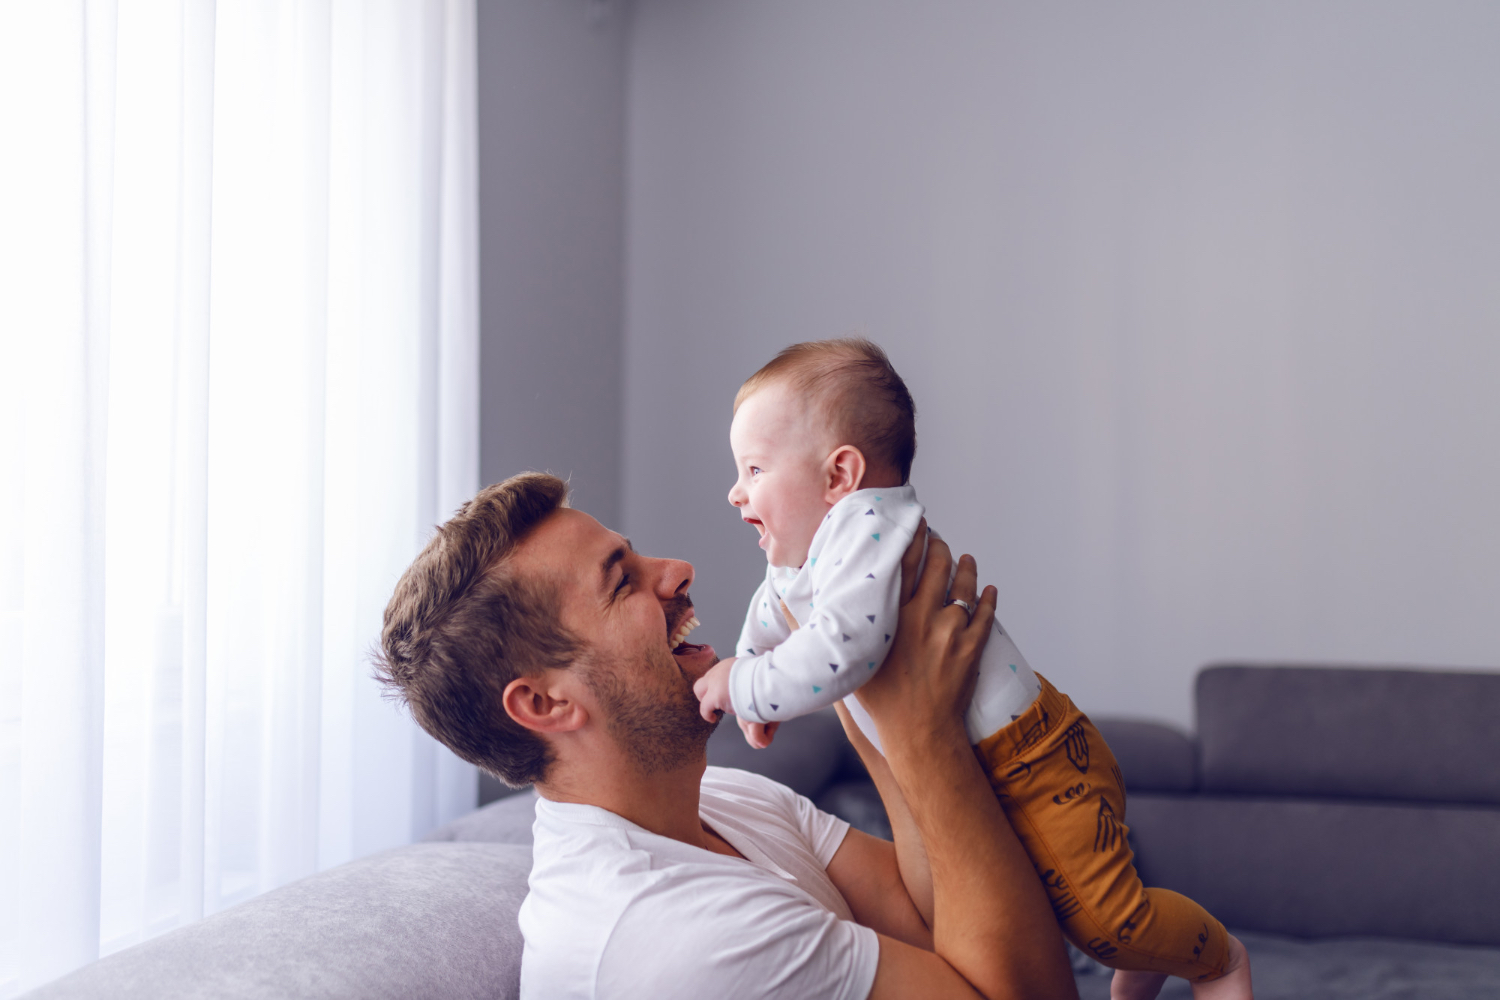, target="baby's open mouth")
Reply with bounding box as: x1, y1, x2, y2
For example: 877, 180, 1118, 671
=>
743, 517, 765, 537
